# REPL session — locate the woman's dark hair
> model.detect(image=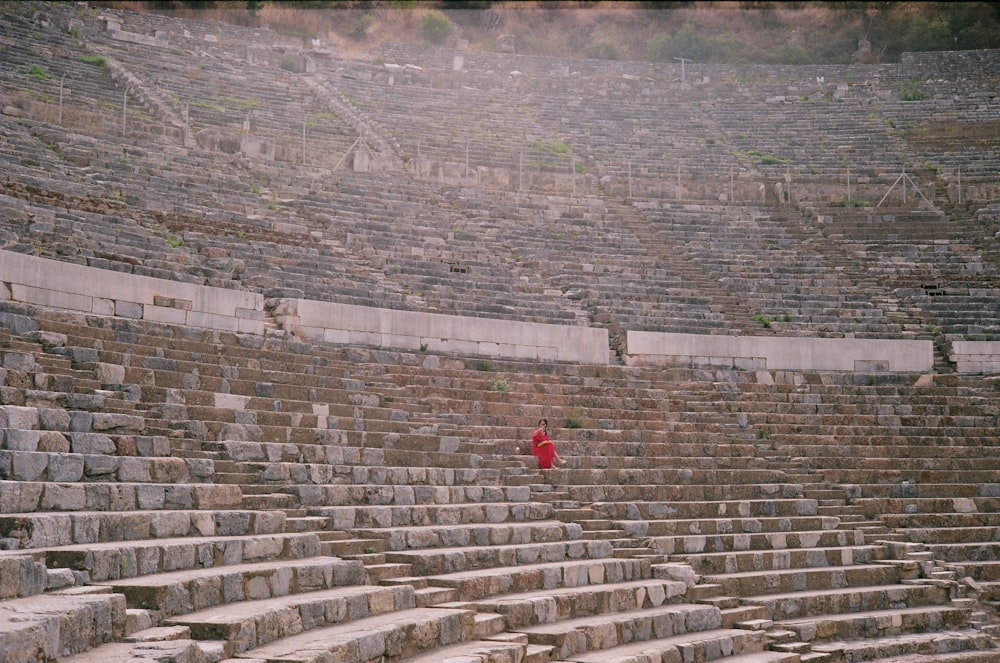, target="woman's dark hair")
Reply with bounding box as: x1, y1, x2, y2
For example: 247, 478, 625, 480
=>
538, 419, 547, 427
